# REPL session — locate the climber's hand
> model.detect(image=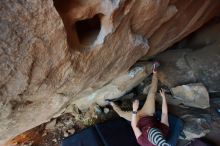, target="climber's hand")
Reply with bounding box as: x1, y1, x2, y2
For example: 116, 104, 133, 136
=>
132, 100, 139, 111
159, 88, 166, 99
